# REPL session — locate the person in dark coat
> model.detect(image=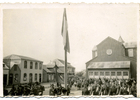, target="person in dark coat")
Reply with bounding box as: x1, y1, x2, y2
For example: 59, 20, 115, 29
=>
92, 81, 97, 95
9, 85, 17, 96
3, 85, 8, 96
32, 83, 39, 96
62, 87, 67, 95
67, 84, 71, 96
110, 82, 117, 95
130, 82, 137, 97
17, 84, 23, 96
49, 84, 55, 96
82, 84, 90, 95
119, 83, 129, 95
